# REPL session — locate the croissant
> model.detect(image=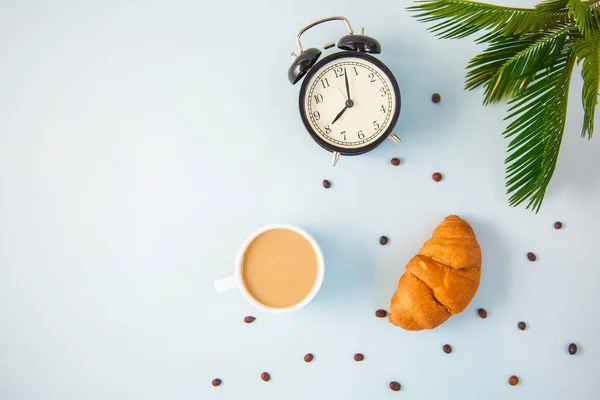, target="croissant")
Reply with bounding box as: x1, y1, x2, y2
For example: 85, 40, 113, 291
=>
389, 215, 481, 330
